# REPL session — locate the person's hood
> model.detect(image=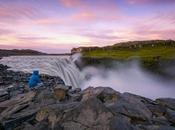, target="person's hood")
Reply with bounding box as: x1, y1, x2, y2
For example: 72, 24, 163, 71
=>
33, 70, 39, 75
